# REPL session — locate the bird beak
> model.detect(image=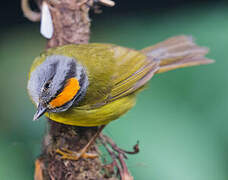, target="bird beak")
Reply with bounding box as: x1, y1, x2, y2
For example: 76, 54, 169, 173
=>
33, 104, 47, 121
